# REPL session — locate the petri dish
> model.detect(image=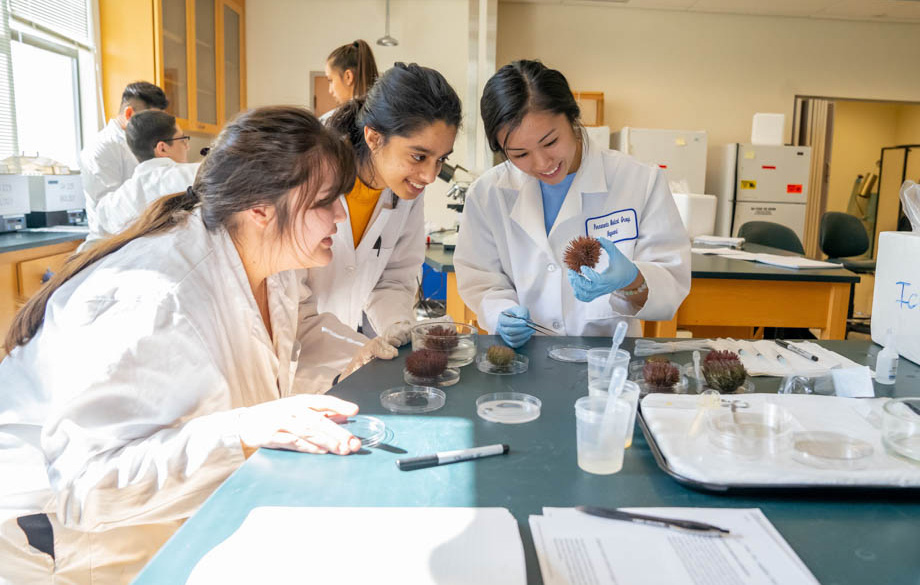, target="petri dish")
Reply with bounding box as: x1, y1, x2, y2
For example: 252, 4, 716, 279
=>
792, 431, 874, 470
476, 392, 542, 424
340, 415, 386, 448
475, 352, 529, 375
706, 403, 793, 459
547, 345, 591, 363
380, 385, 446, 414
403, 366, 460, 388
